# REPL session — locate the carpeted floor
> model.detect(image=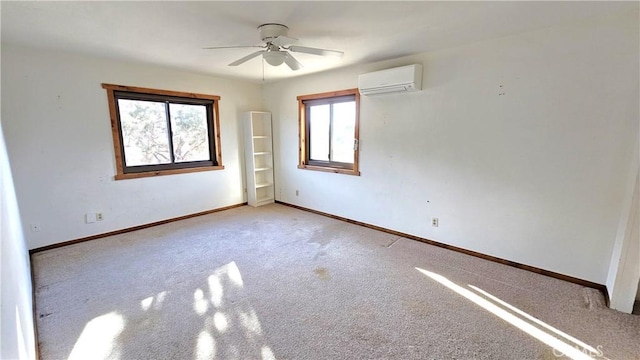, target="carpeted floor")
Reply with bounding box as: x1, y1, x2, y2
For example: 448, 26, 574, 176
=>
32, 204, 640, 360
